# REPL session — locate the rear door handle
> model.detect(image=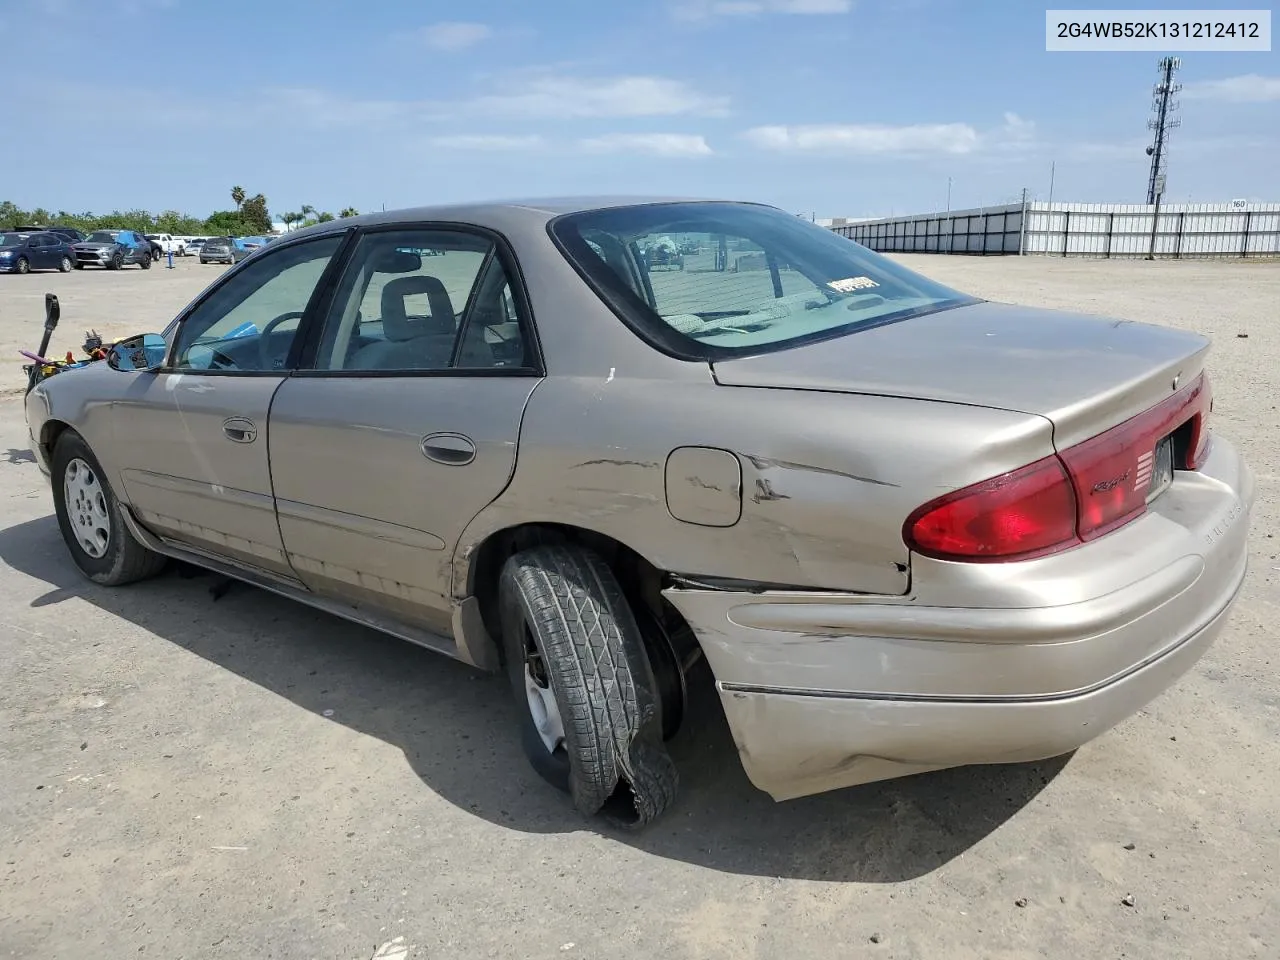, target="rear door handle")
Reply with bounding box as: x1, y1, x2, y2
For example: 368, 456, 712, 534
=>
222, 417, 258, 443
421, 432, 476, 465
